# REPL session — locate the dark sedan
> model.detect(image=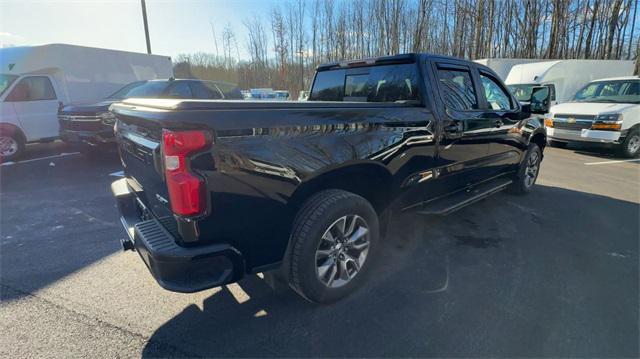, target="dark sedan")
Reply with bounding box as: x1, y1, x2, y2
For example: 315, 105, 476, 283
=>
58, 79, 243, 155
